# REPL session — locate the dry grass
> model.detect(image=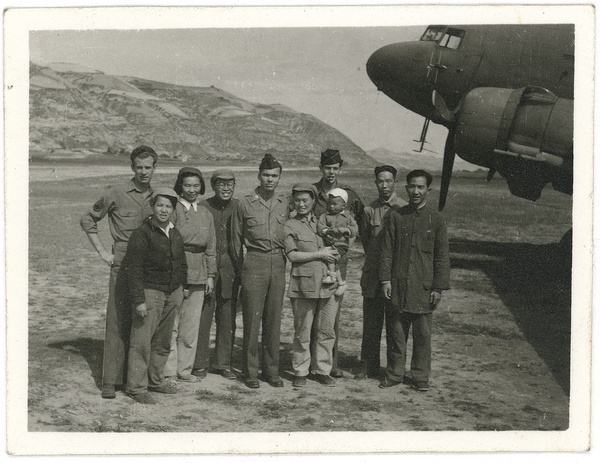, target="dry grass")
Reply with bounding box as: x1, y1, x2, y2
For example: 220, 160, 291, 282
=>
27, 162, 572, 433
